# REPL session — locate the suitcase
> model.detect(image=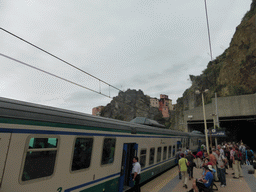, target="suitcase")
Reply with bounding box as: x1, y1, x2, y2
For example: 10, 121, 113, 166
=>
248, 165, 255, 174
